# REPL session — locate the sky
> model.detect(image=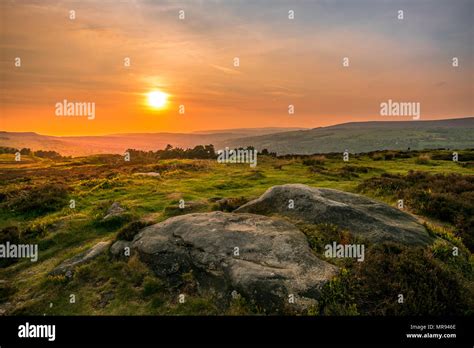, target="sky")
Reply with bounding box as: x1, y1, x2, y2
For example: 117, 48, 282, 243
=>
1, 0, 473, 135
